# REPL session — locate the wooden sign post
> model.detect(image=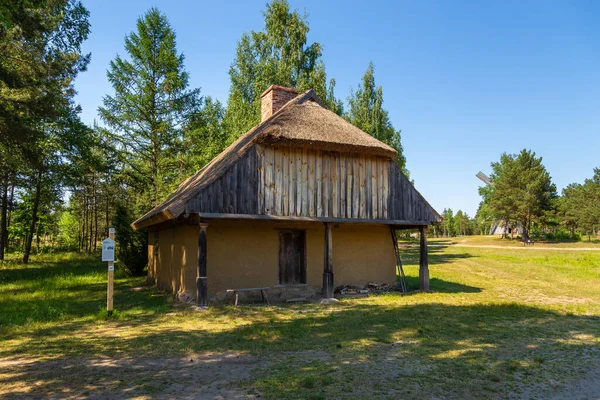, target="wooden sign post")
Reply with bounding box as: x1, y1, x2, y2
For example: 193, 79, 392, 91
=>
102, 227, 116, 316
